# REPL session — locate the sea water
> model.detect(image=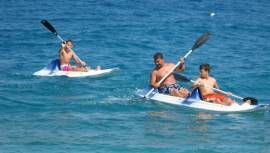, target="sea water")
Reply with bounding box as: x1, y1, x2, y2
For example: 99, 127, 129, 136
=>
0, 0, 269, 152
